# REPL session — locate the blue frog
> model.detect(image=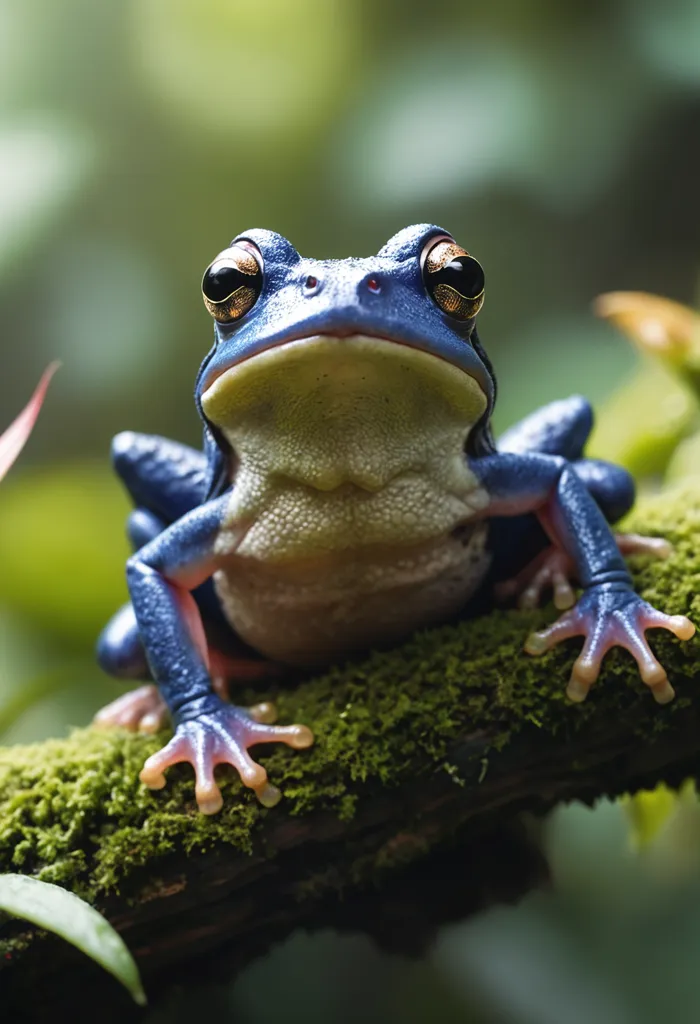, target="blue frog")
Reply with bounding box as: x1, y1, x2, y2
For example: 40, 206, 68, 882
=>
95, 225, 695, 814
